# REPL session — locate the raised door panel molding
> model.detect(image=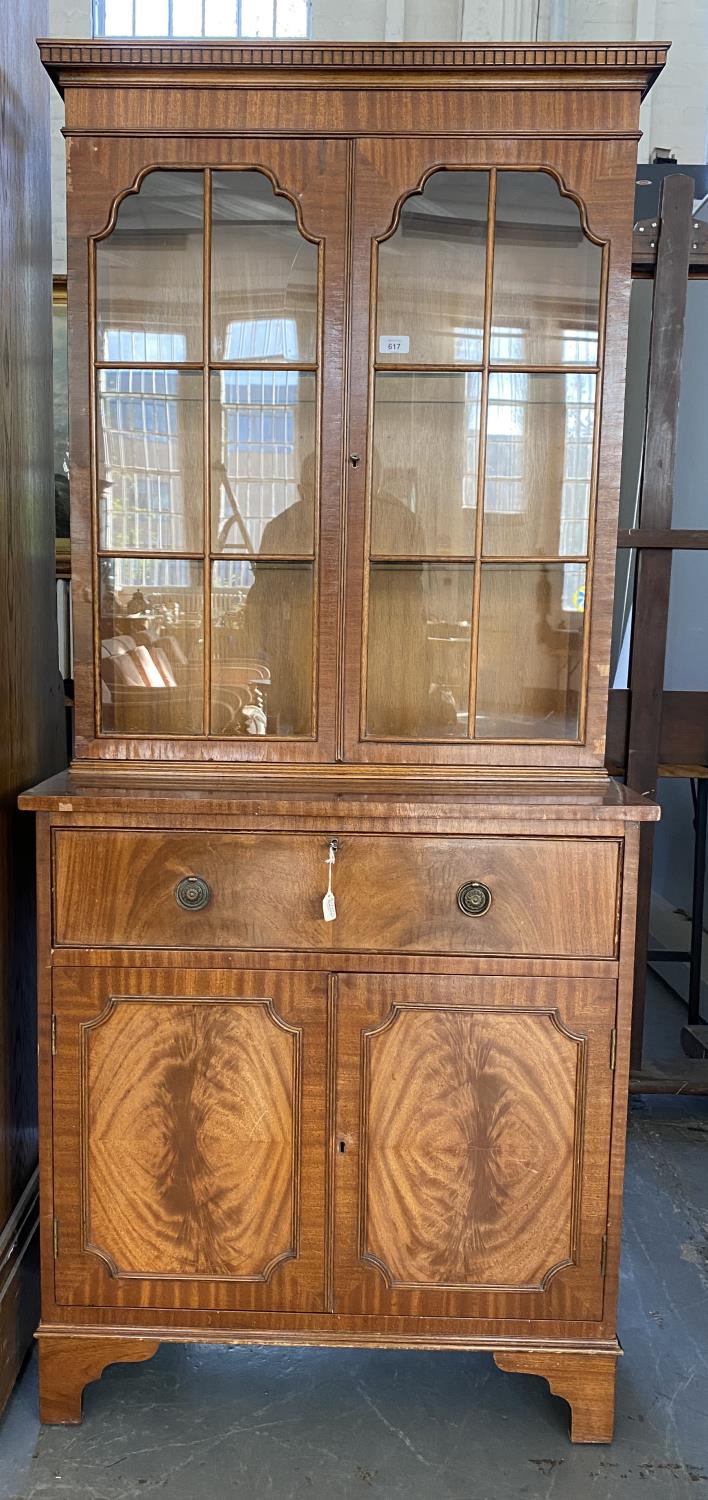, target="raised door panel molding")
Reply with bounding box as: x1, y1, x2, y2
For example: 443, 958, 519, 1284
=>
52, 967, 328, 1314
334, 973, 616, 1323
362, 1004, 582, 1291
81, 996, 299, 1282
